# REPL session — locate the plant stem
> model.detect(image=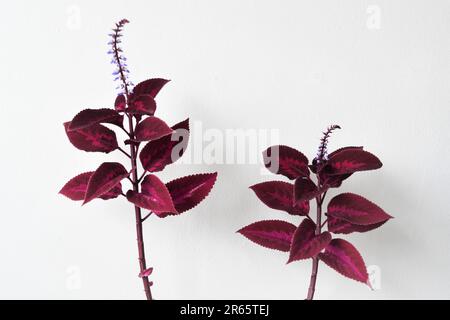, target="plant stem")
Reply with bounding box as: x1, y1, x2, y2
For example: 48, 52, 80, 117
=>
306, 180, 327, 300
306, 196, 322, 300
127, 114, 153, 300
